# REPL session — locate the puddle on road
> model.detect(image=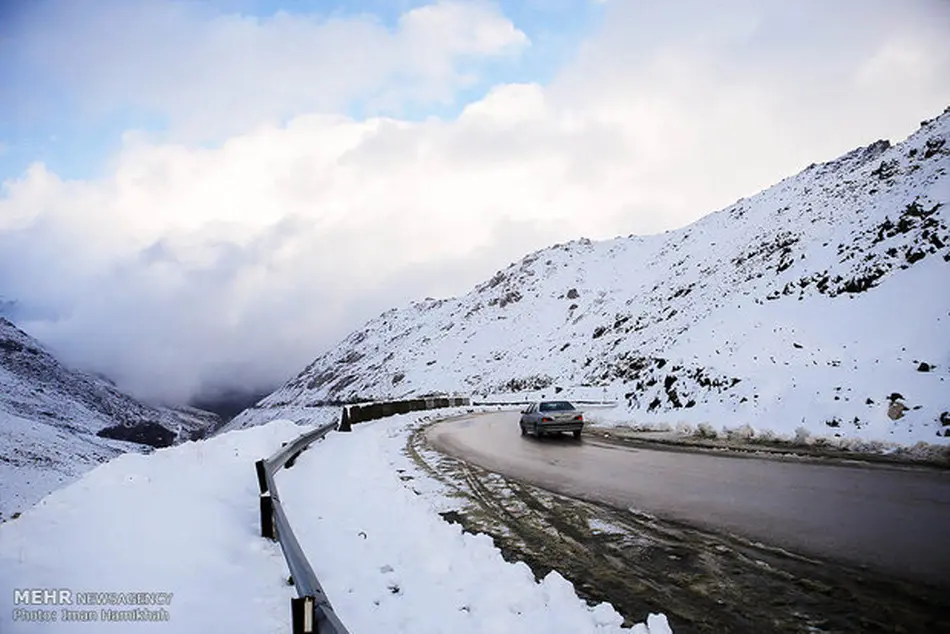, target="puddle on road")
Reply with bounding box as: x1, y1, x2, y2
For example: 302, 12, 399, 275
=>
408, 425, 950, 634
